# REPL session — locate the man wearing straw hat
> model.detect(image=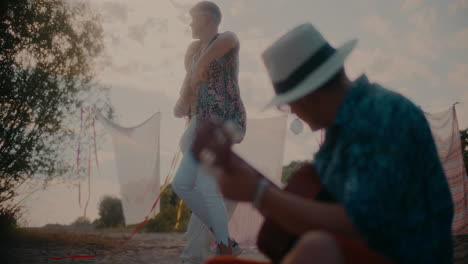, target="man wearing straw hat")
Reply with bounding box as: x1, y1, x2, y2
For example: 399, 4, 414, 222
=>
191, 23, 454, 264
